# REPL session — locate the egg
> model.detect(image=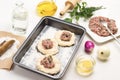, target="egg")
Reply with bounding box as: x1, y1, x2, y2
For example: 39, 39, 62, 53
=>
97, 46, 110, 61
